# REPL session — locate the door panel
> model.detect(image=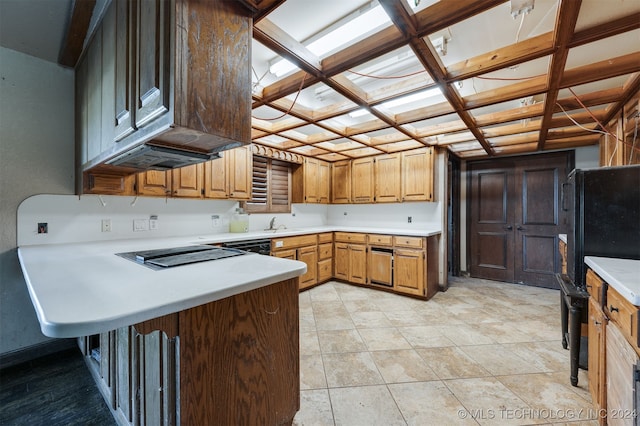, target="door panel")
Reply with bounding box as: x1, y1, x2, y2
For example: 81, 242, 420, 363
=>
470, 167, 514, 282
469, 152, 569, 288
